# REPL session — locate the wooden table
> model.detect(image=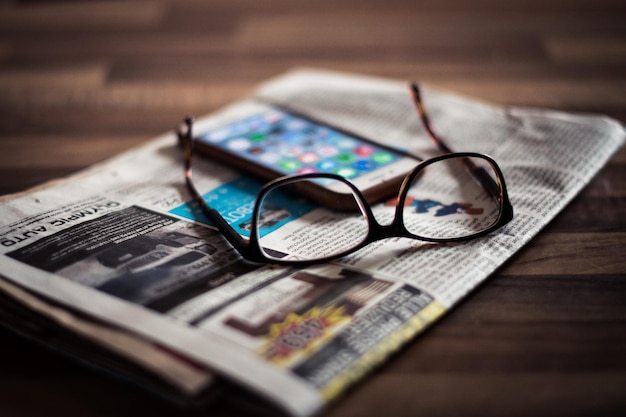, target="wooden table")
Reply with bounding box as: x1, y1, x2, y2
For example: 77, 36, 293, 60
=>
1, 1, 624, 416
